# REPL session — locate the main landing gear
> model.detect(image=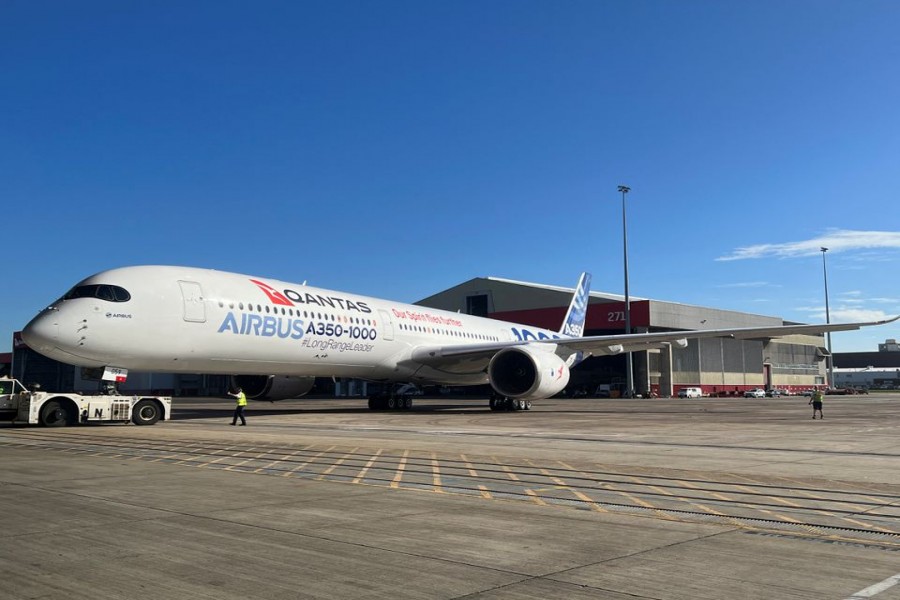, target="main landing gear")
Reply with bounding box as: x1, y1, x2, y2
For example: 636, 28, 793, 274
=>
368, 395, 414, 411
489, 397, 532, 411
